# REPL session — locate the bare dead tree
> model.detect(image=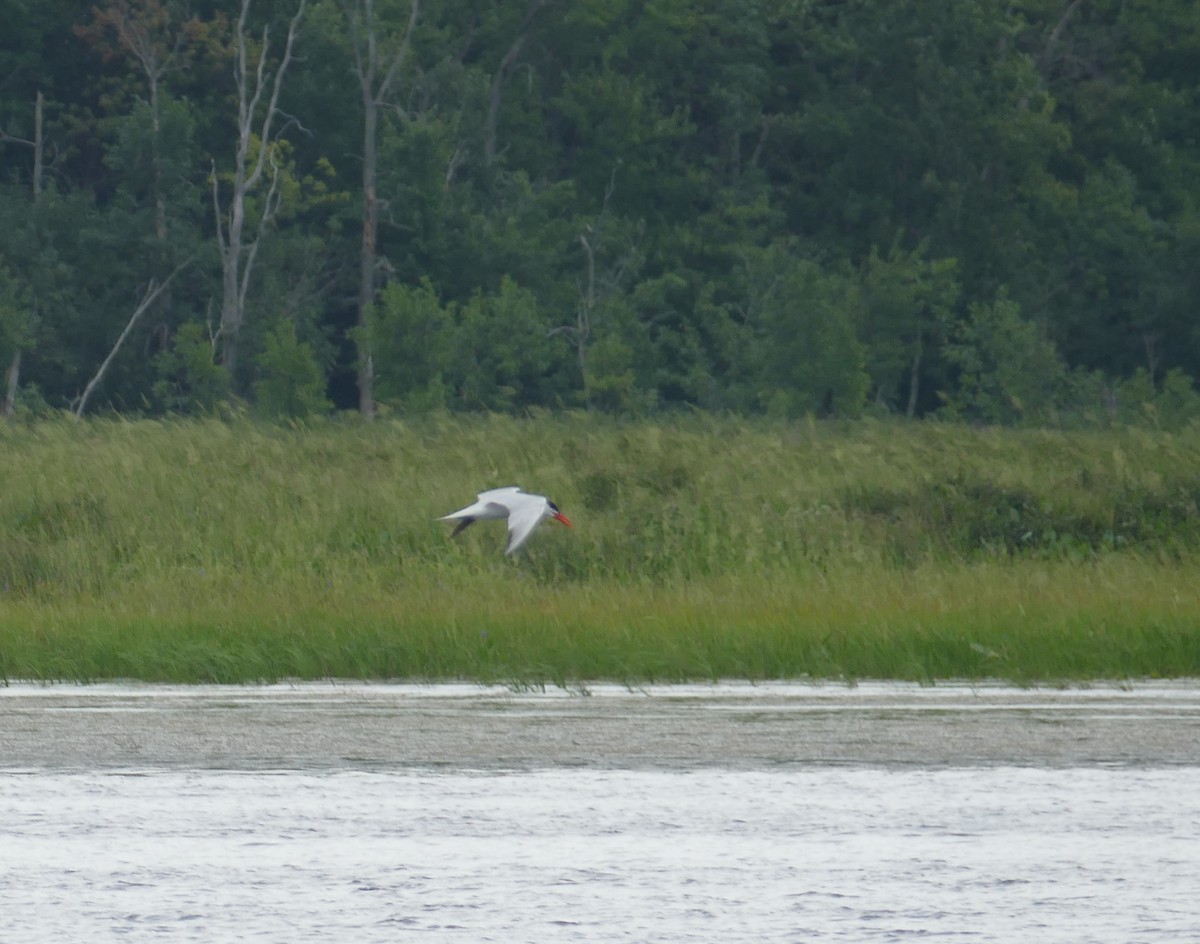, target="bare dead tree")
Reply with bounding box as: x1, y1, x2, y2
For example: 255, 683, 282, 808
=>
548, 171, 640, 409
73, 258, 192, 417
484, 0, 548, 163
2, 353, 18, 418
568, 231, 597, 379
211, 0, 307, 379
0, 91, 44, 193
32, 89, 44, 200
0, 91, 44, 418
341, 0, 420, 418
1040, 0, 1087, 73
